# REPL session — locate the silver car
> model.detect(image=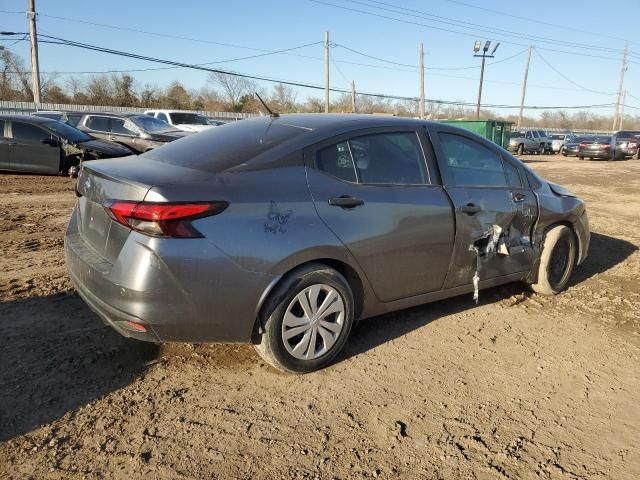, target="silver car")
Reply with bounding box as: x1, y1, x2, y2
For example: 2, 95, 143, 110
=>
65, 115, 589, 373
